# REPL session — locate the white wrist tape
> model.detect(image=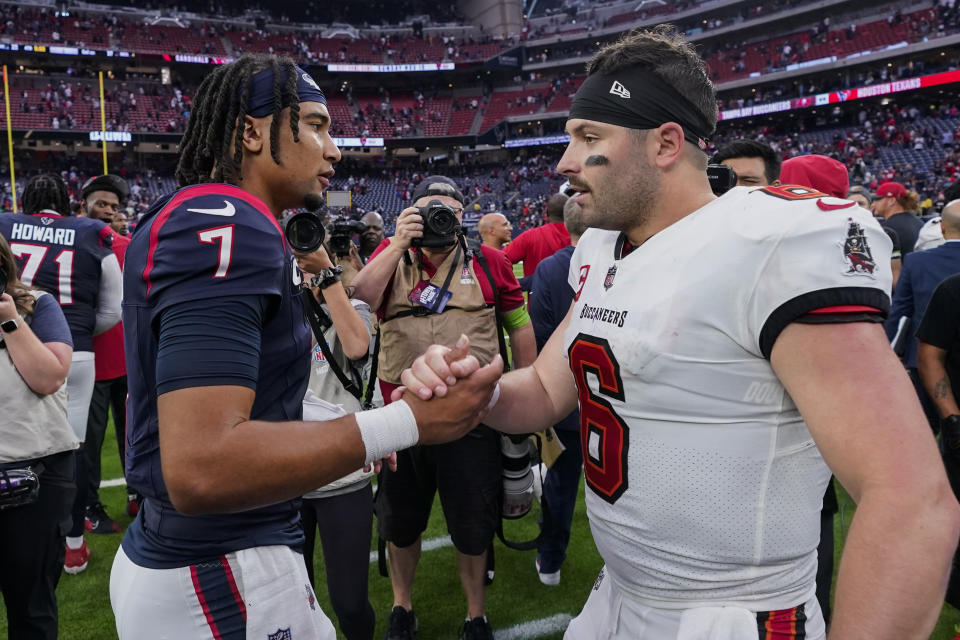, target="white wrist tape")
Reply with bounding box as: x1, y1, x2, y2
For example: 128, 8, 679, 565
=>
355, 400, 419, 464
487, 382, 501, 411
